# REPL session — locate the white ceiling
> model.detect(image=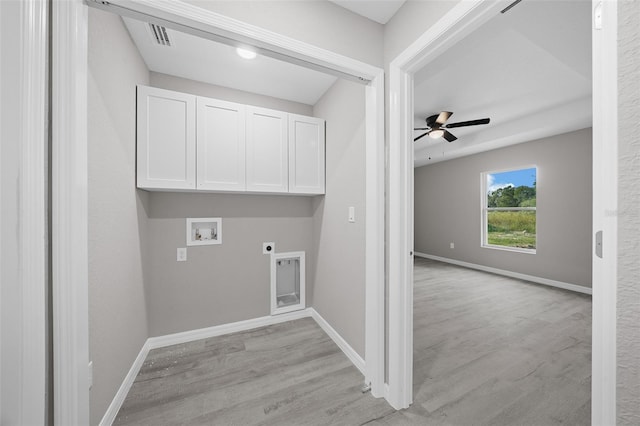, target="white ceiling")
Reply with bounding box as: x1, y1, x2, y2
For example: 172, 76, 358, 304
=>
413, 0, 592, 167
329, 0, 406, 24
123, 18, 338, 106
